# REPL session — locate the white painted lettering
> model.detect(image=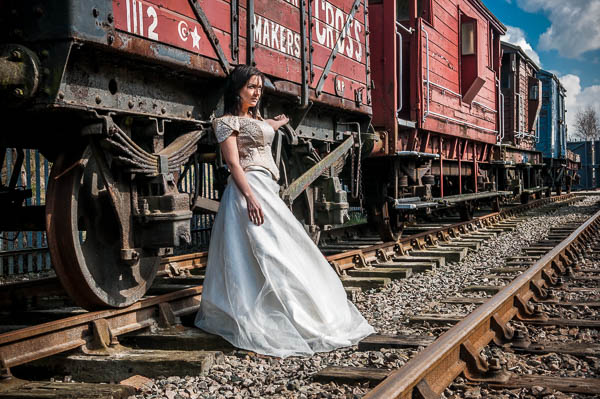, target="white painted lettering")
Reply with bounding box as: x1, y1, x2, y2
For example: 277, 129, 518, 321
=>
252, 14, 303, 59
294, 33, 300, 57
335, 8, 345, 54
287, 30, 294, 55
345, 20, 354, 57
263, 18, 271, 47
279, 25, 285, 52
354, 22, 362, 62
138, 1, 143, 36
126, 0, 131, 32
147, 6, 158, 40
132, 0, 138, 34
254, 15, 262, 43
325, 2, 334, 48
315, 0, 327, 46
271, 20, 280, 49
